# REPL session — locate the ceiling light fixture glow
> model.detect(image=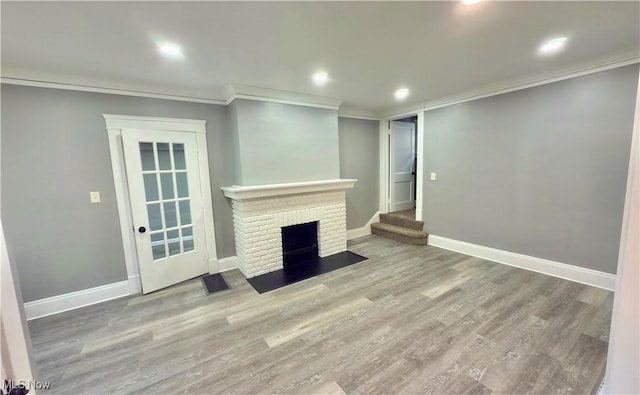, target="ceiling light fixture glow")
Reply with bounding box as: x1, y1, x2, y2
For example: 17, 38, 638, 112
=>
395, 88, 409, 100
538, 37, 567, 55
312, 71, 329, 86
159, 42, 183, 57
462, 0, 481, 5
